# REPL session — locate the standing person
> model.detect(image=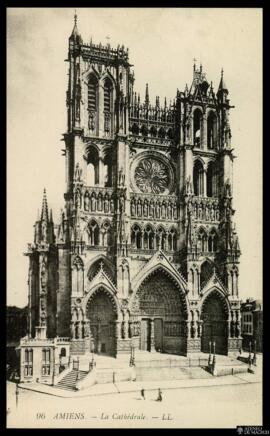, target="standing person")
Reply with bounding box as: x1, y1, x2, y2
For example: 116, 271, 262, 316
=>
157, 388, 162, 402
141, 388, 145, 400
